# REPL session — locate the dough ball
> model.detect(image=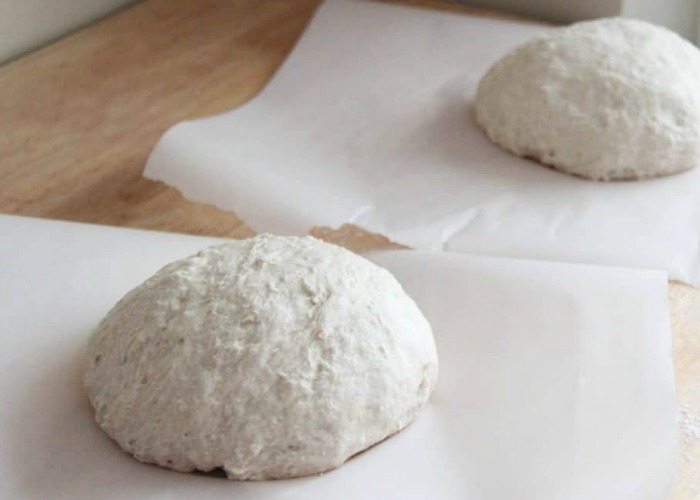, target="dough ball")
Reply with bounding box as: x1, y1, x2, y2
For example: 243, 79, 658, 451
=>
84, 235, 438, 480
474, 17, 700, 181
